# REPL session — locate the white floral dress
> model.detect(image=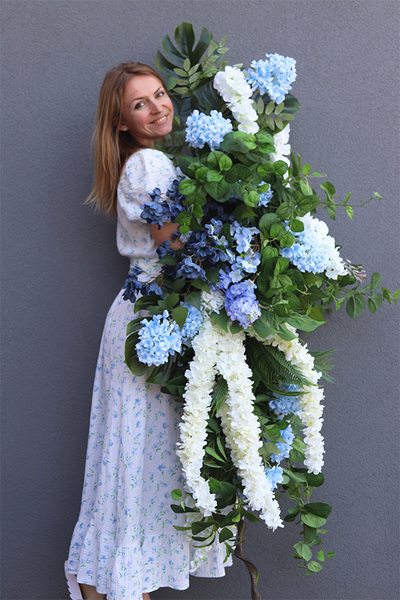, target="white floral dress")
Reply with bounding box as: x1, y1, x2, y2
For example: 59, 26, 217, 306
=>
66, 149, 232, 600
